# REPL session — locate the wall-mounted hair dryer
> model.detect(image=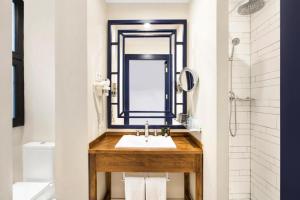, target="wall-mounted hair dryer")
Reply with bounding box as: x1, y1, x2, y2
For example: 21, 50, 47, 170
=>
94, 79, 110, 97
93, 77, 110, 133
